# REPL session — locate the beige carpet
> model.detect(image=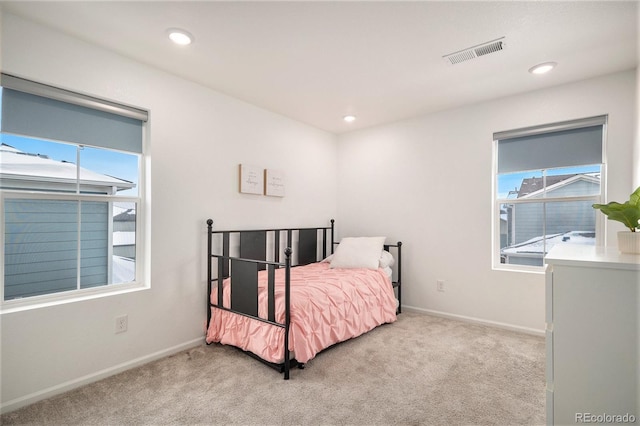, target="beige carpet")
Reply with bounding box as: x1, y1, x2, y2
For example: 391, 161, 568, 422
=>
1, 312, 546, 425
